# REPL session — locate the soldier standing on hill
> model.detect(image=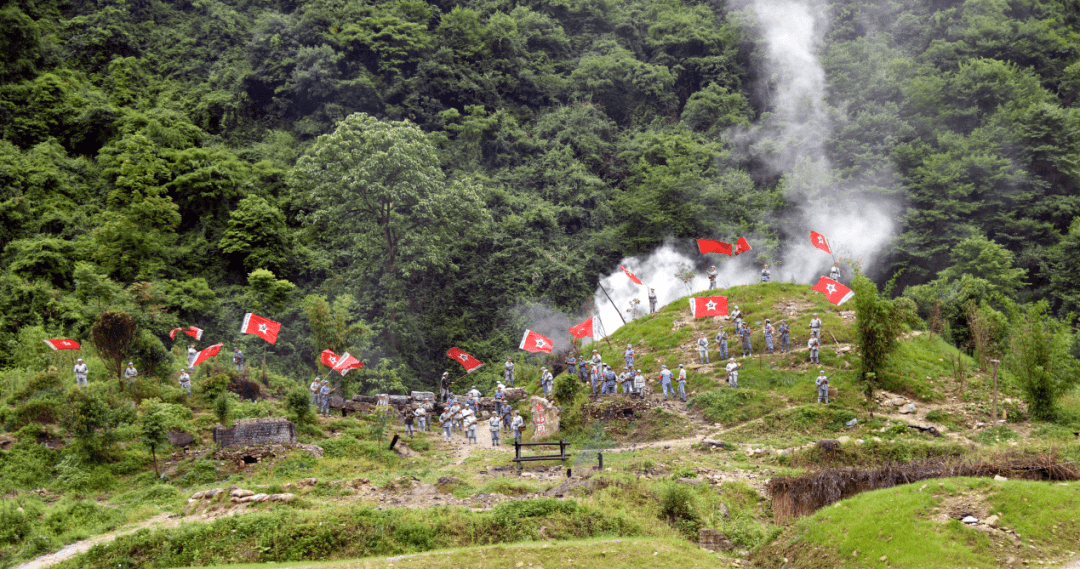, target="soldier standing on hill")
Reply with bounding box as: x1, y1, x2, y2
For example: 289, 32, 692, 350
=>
725, 358, 740, 388
649, 288, 658, 313
502, 401, 514, 432
761, 264, 771, 282
808, 336, 821, 365
809, 313, 822, 339
716, 328, 729, 360
816, 370, 830, 404
731, 305, 743, 335
187, 344, 198, 369
178, 369, 192, 397
740, 324, 753, 357
511, 410, 525, 444
124, 362, 138, 386
414, 404, 427, 432
659, 365, 674, 401
404, 407, 415, 437
540, 367, 554, 398
309, 377, 320, 404
566, 354, 577, 377
603, 365, 618, 395
440, 409, 453, 442
677, 364, 688, 402
634, 368, 645, 397
764, 320, 775, 354
74, 358, 89, 387
504, 357, 516, 387
620, 367, 633, 394
697, 332, 710, 364
319, 380, 335, 414
708, 266, 718, 289
489, 413, 501, 446
779, 319, 791, 353
440, 371, 451, 402
624, 344, 635, 368
829, 262, 842, 281
233, 347, 245, 373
